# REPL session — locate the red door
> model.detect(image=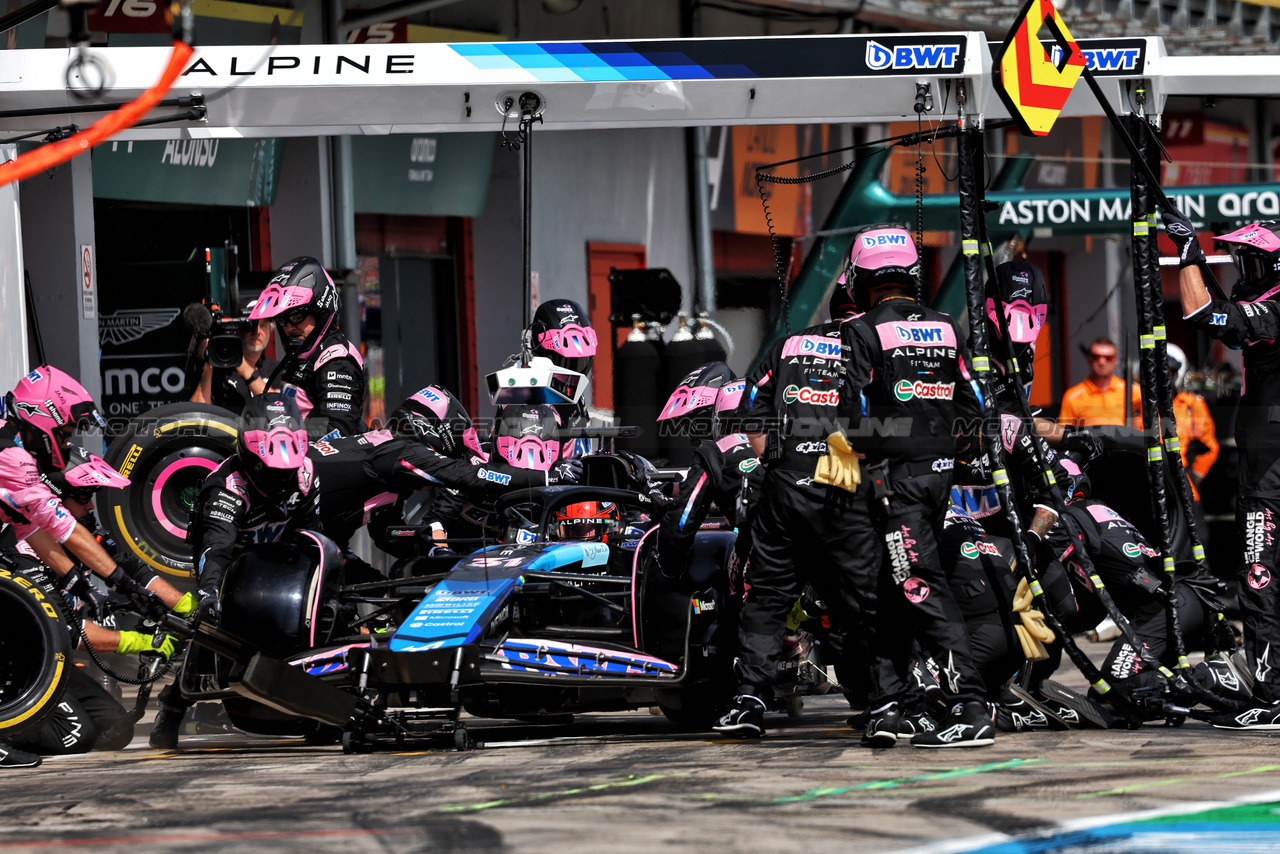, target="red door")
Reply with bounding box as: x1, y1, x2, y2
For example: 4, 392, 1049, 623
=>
585, 242, 646, 412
